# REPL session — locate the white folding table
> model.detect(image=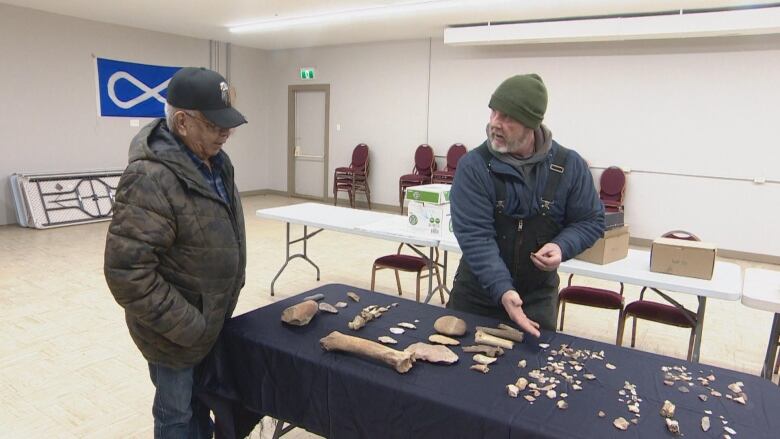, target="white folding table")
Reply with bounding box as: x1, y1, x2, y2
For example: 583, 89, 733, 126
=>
257, 203, 441, 297
439, 243, 742, 363
741, 268, 780, 380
